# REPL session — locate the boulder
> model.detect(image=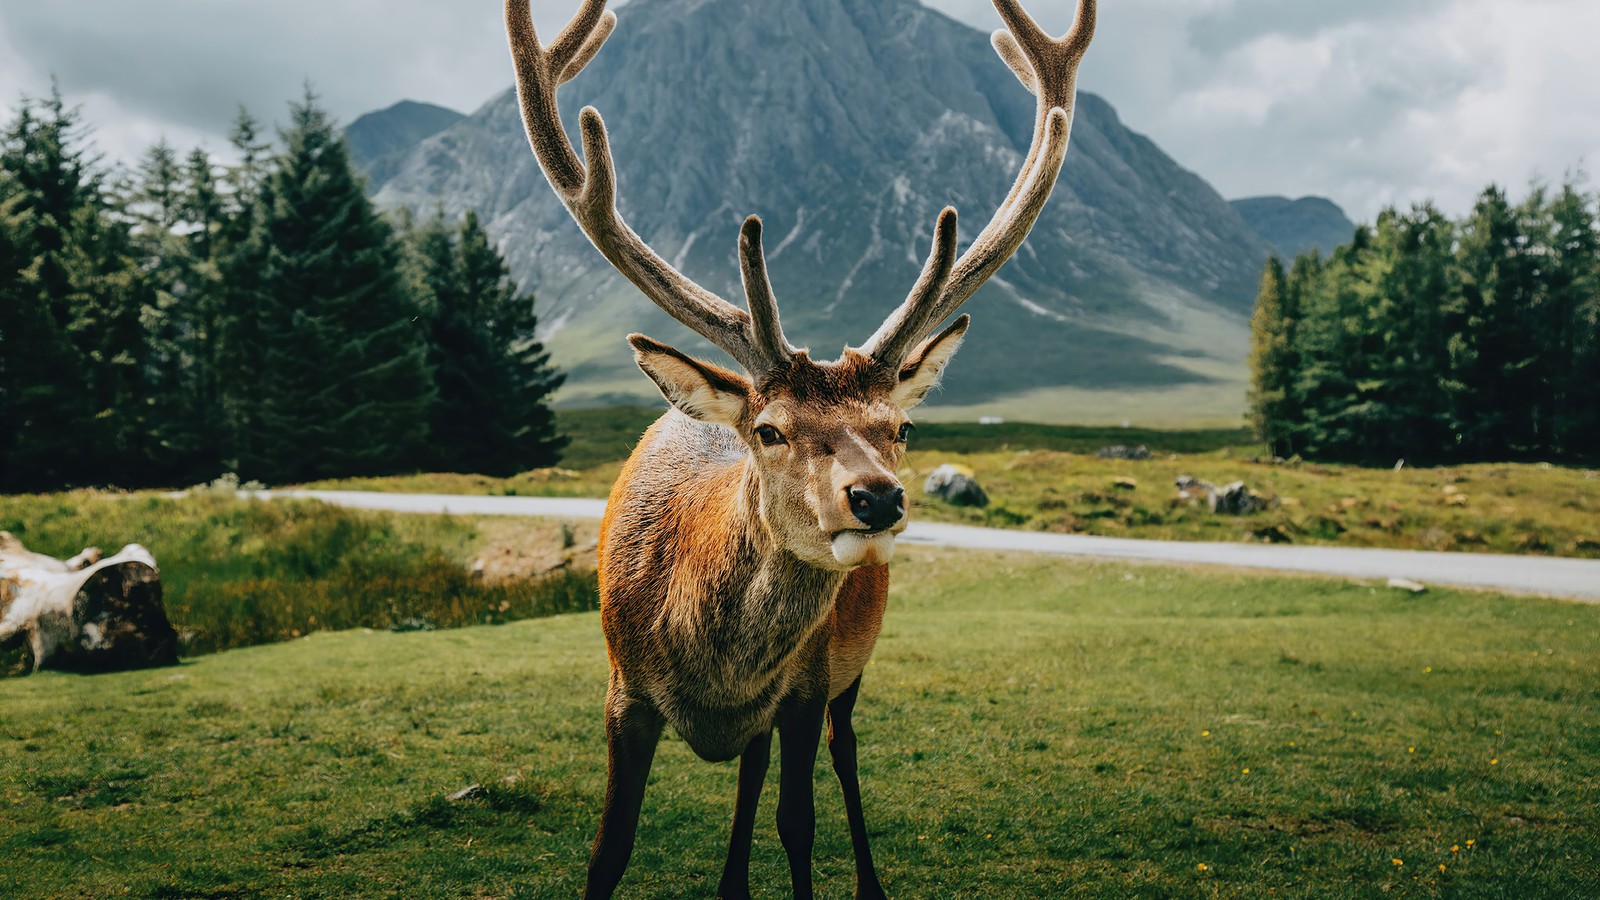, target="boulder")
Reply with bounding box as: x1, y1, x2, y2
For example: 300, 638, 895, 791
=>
1173, 477, 1269, 515
924, 464, 989, 508
0, 532, 178, 675
1210, 481, 1268, 515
